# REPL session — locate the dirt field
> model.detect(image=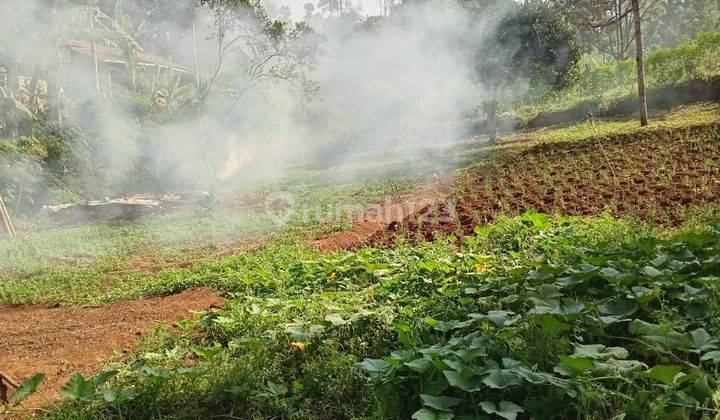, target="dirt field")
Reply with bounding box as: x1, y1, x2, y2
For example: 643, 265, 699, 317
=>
370, 124, 720, 245
0, 288, 222, 404
312, 178, 451, 253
